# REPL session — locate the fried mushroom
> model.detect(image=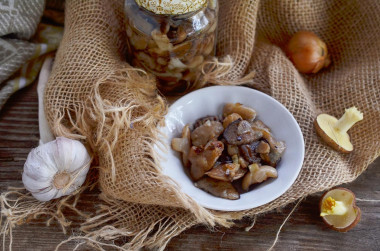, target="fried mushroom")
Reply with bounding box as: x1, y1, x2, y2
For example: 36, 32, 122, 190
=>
195, 177, 240, 200
242, 164, 278, 191
256, 141, 270, 154
260, 140, 286, 167
187, 140, 224, 180
223, 103, 257, 121
239, 141, 261, 164
171, 125, 191, 166
194, 115, 221, 129
223, 119, 262, 145
205, 163, 247, 182
191, 120, 224, 147
222, 113, 242, 129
